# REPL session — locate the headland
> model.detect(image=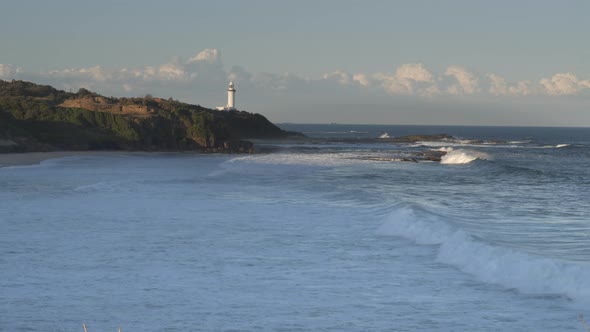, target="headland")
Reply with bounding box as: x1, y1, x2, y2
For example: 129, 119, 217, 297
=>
0, 80, 301, 155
